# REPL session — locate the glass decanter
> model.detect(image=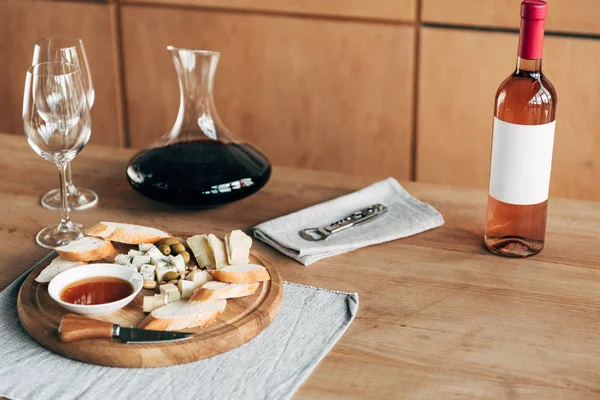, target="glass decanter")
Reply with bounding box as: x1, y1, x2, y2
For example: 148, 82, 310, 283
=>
126, 47, 271, 208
